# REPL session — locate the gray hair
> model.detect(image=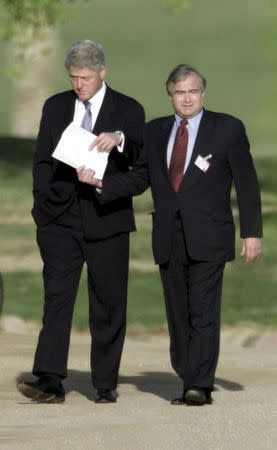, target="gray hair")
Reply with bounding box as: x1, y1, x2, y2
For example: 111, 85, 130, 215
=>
166, 64, 207, 94
64, 40, 105, 72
